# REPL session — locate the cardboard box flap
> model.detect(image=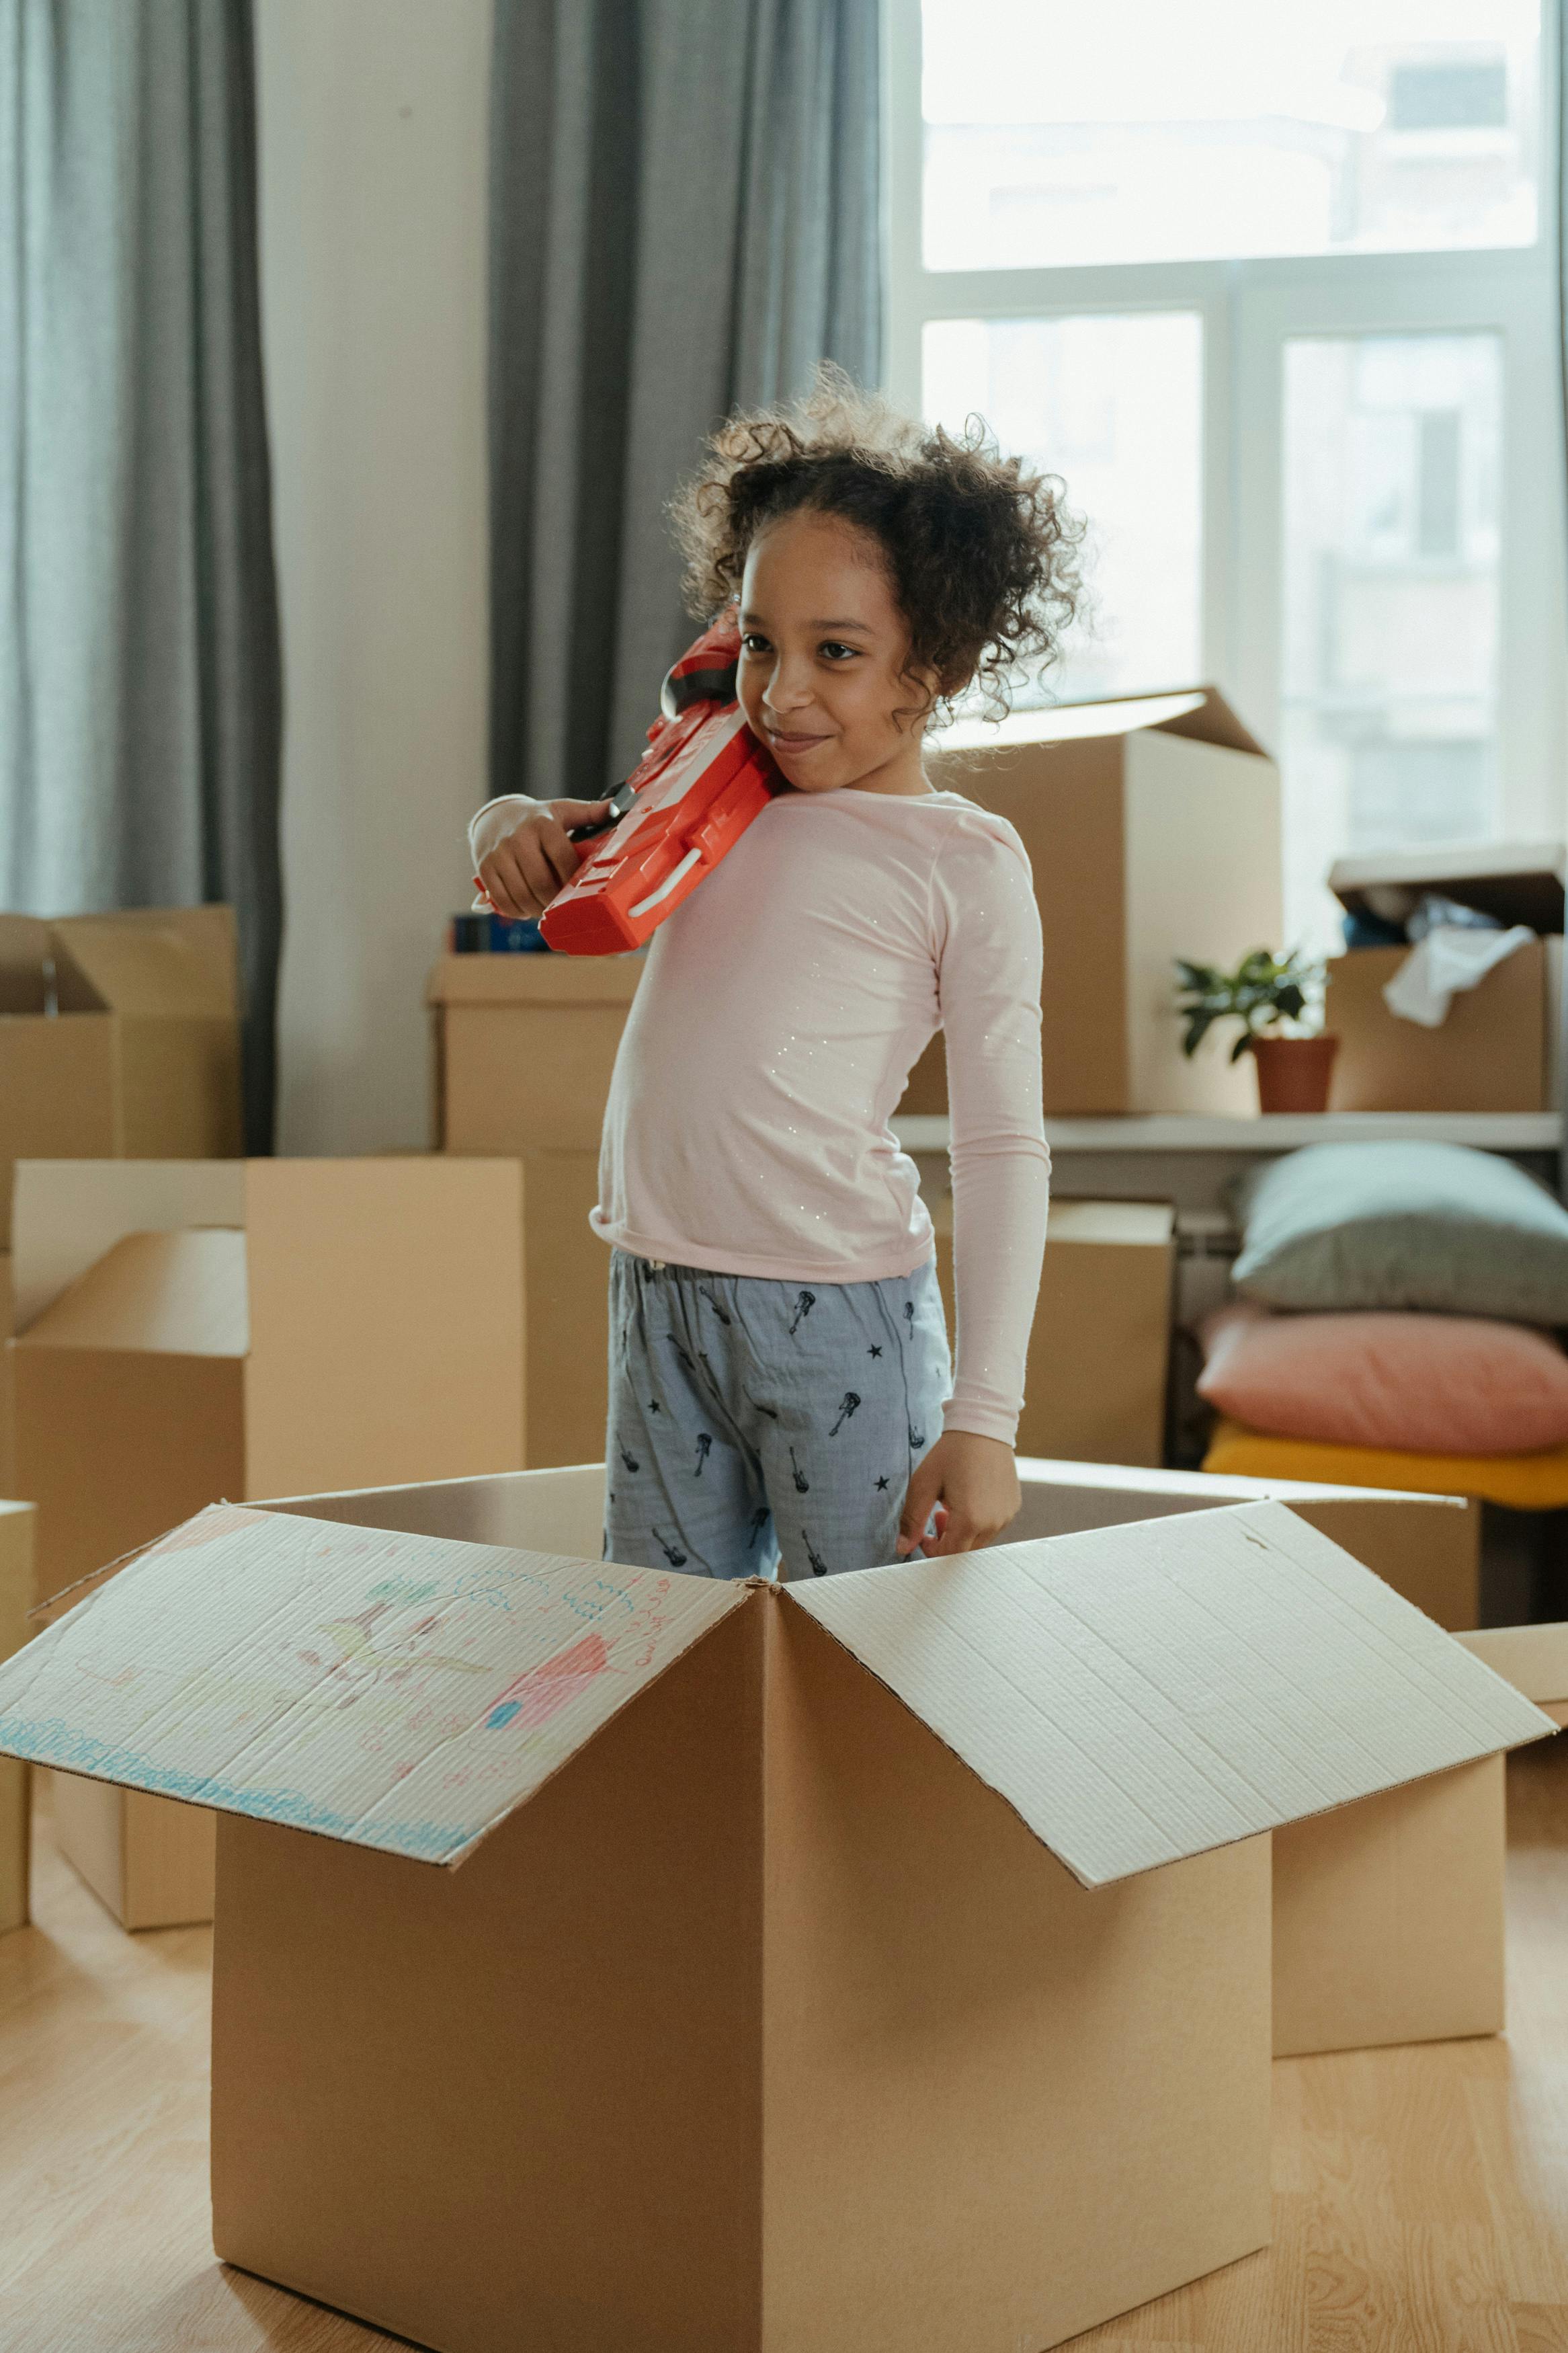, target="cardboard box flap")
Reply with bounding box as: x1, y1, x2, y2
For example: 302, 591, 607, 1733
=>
55, 905, 241, 1007
11, 1159, 248, 1331
788, 1501, 1551, 1889
1329, 838, 1565, 934
50, 919, 236, 1019
1456, 1623, 1568, 1708
0, 1507, 748, 1866
0, 916, 50, 1014
16, 1230, 248, 1357
931, 683, 1268, 762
